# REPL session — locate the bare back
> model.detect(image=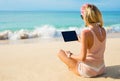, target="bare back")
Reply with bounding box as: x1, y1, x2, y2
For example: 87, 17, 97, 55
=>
87, 27, 106, 49
82, 26, 106, 67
